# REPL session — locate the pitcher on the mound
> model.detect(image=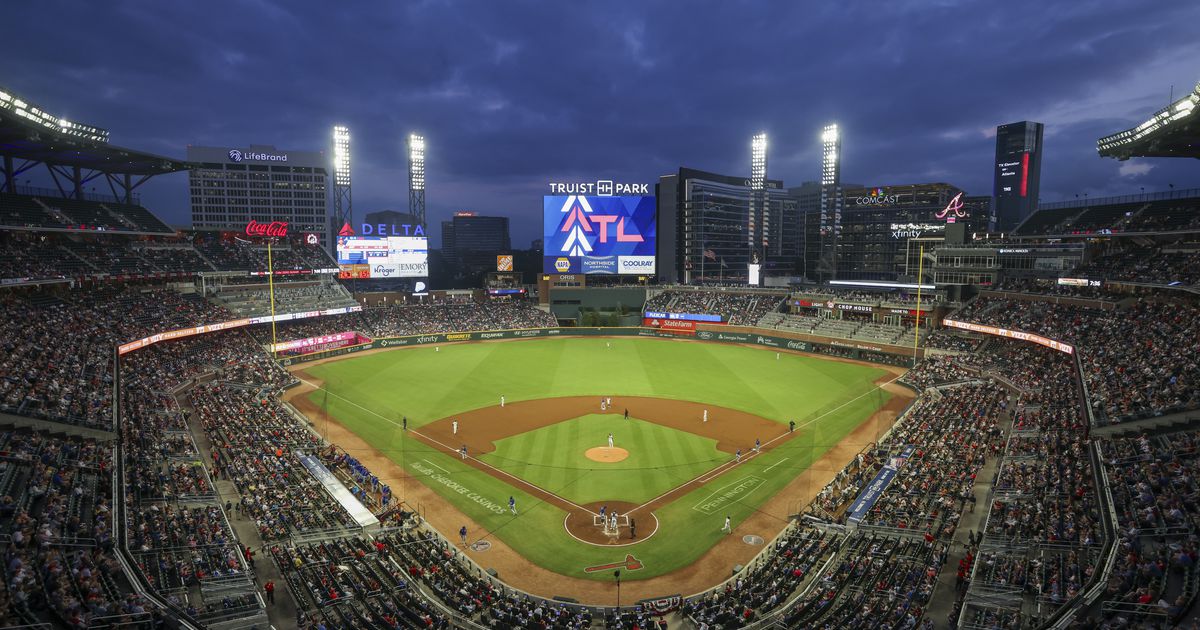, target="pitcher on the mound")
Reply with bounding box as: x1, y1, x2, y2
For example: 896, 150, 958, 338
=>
607, 433, 614, 449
